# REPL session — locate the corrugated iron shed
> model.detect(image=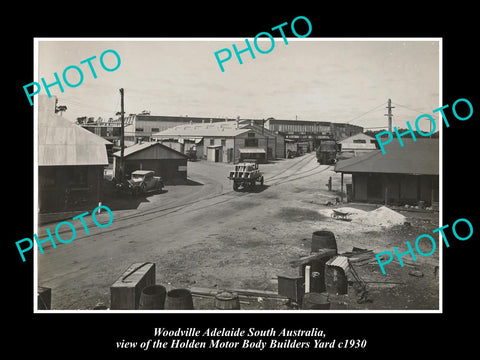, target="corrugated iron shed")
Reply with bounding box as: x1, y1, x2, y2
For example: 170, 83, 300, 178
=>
334, 138, 439, 176
326, 255, 350, 270
38, 107, 110, 167
112, 141, 188, 159
337, 132, 376, 144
